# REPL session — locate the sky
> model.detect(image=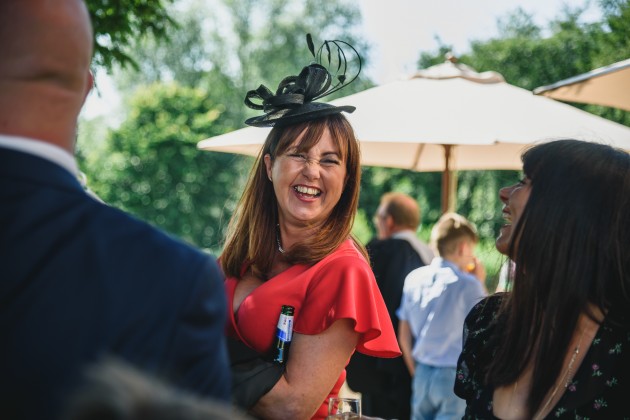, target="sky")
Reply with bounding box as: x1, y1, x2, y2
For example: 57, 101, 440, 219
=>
82, 0, 600, 120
